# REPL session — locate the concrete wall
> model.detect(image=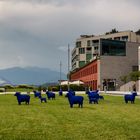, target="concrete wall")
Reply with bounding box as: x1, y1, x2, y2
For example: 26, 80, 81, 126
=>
100, 42, 139, 90
120, 81, 139, 92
